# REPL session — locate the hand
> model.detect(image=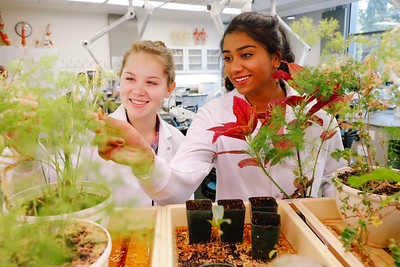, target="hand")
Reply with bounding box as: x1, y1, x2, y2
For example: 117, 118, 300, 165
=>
92, 108, 155, 176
